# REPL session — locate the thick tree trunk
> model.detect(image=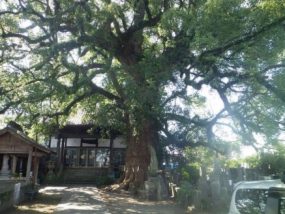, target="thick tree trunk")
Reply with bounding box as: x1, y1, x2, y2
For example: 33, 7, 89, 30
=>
118, 120, 159, 190
111, 44, 161, 191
